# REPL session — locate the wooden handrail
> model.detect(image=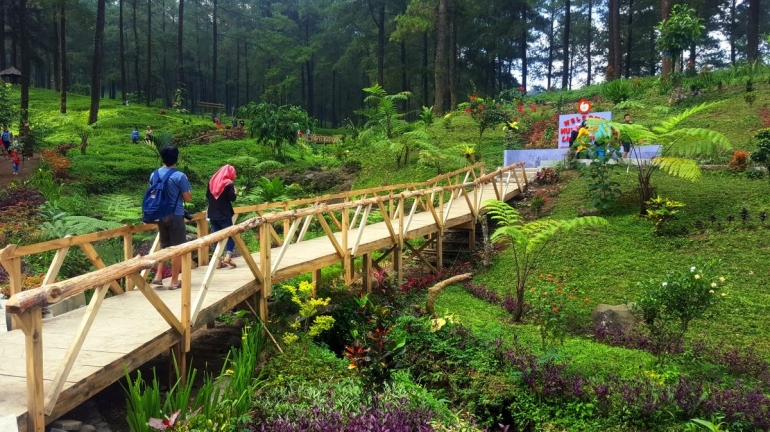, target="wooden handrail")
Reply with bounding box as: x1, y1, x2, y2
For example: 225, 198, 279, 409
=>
5, 162, 526, 315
